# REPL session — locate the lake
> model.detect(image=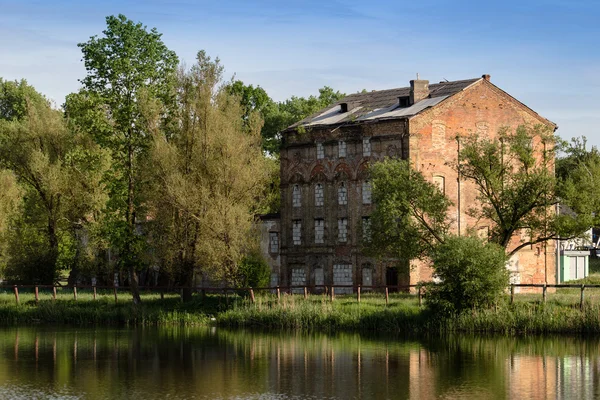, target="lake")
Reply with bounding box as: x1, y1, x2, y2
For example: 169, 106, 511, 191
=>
0, 326, 597, 399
